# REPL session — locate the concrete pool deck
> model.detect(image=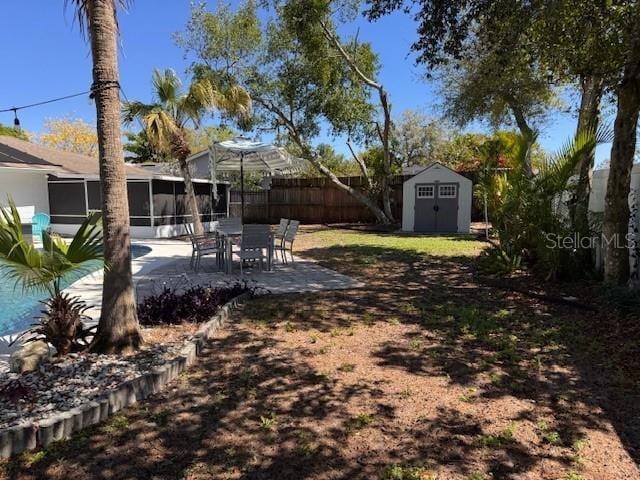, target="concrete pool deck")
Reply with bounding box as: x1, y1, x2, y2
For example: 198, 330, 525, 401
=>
0, 238, 363, 373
